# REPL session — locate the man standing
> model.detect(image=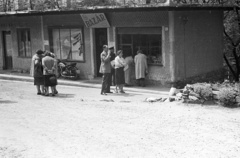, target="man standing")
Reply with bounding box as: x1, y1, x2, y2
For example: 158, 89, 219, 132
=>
109, 46, 115, 86
134, 50, 148, 87
99, 45, 112, 95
